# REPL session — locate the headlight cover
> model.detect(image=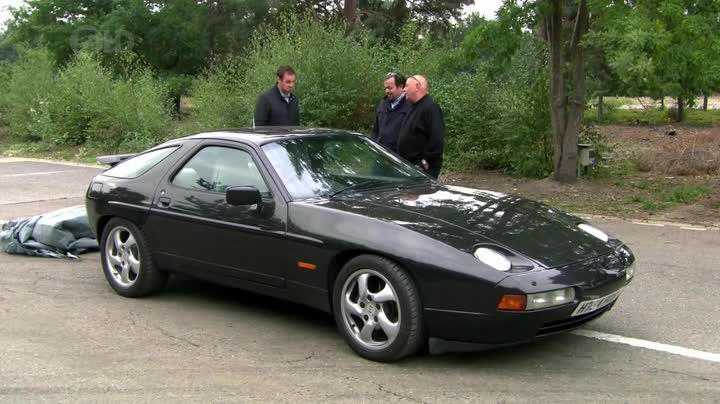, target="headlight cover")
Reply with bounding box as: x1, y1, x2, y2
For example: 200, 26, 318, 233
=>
578, 223, 609, 243
474, 247, 512, 272
526, 287, 576, 310
625, 262, 636, 280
